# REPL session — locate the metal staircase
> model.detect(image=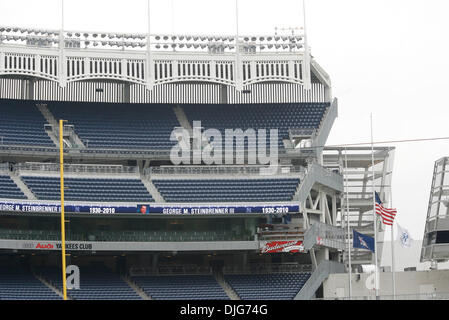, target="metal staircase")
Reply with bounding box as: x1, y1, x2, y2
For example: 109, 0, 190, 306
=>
33, 271, 67, 300
36, 103, 86, 148
8, 171, 36, 200
173, 105, 192, 133
303, 221, 346, 251
295, 260, 345, 300
122, 276, 151, 300
141, 175, 165, 203
214, 272, 240, 300
293, 163, 344, 204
